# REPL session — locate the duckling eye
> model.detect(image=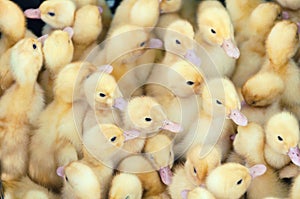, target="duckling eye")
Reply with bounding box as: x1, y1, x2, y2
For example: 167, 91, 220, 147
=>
216, 100, 222, 105
140, 41, 146, 47
125, 195, 130, 199
175, 39, 181, 45
186, 81, 194, 86
211, 29, 216, 34
193, 167, 197, 174
277, 136, 283, 141
145, 117, 152, 122
48, 12, 55, 17
65, 176, 69, 182
32, 44, 37, 50
236, 179, 243, 185
110, 136, 117, 142
99, 93, 106, 97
